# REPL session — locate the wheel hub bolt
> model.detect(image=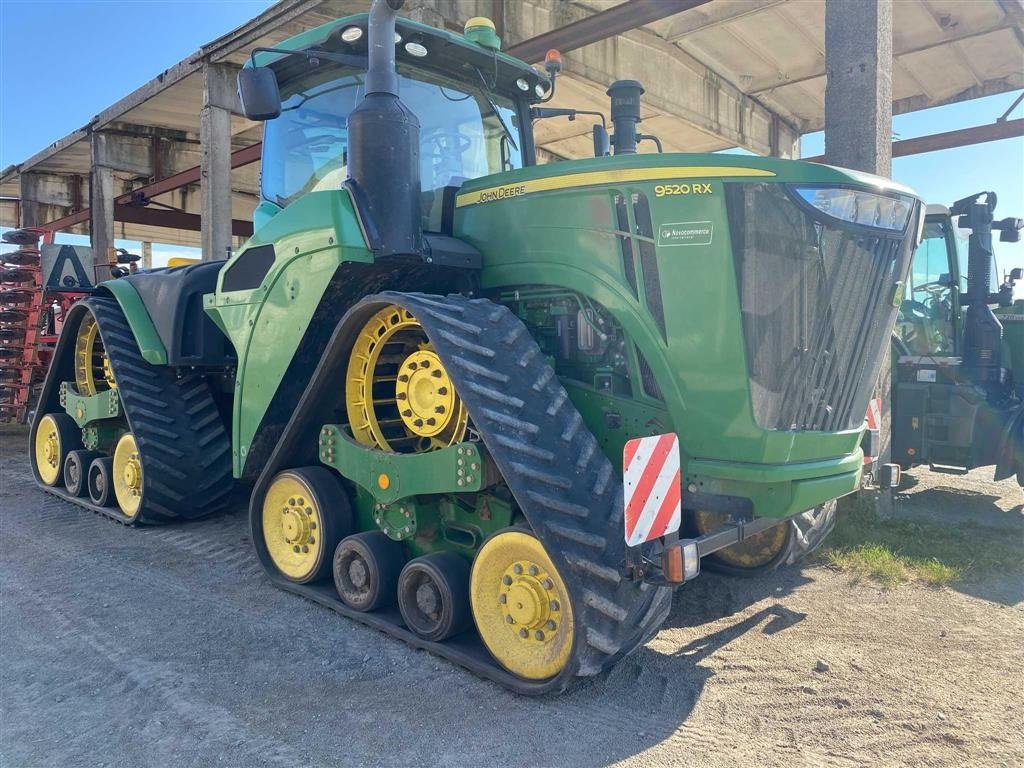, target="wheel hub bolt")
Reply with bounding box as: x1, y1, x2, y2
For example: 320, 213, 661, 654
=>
519, 628, 528, 638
